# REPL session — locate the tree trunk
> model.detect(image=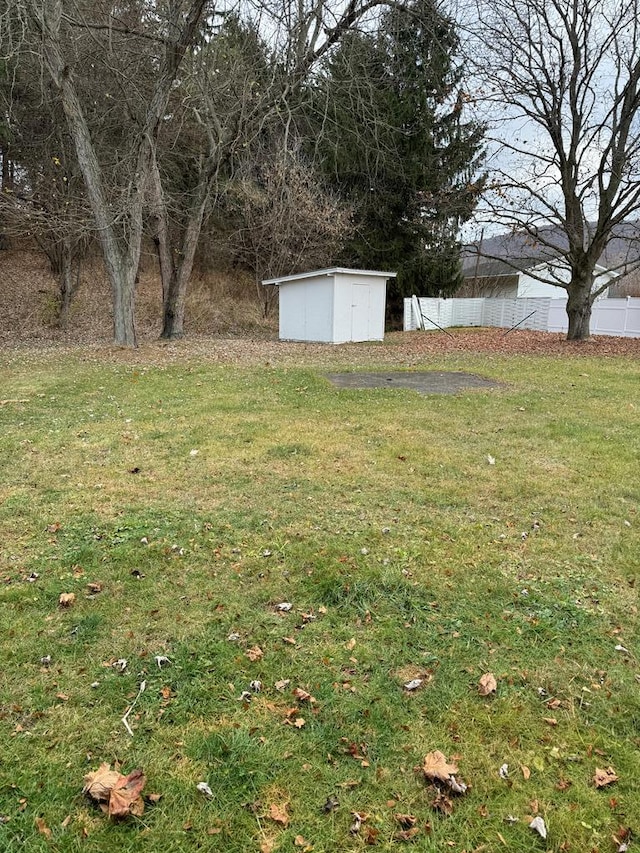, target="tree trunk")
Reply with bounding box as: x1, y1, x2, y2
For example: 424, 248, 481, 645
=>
34, 0, 208, 348
57, 241, 75, 328
154, 163, 214, 339
39, 6, 138, 346
565, 277, 594, 341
